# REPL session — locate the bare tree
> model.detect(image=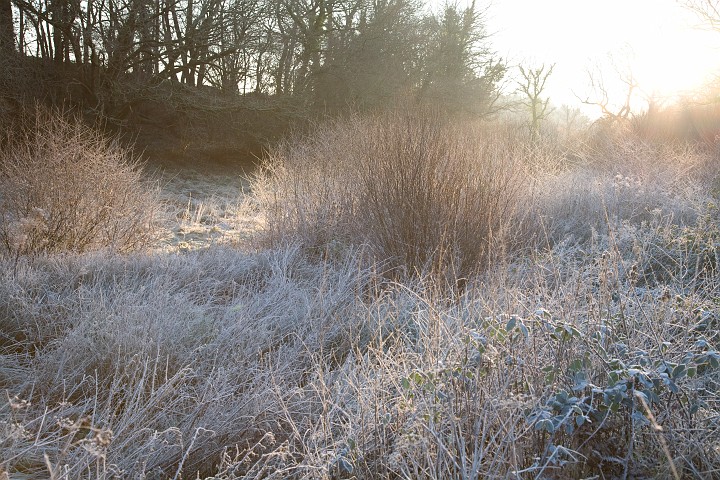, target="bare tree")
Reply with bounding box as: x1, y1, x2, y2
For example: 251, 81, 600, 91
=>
556, 104, 586, 139
578, 60, 639, 121
316, 0, 424, 111
5, 0, 506, 120
684, 0, 720, 29
205, 0, 267, 94
517, 62, 555, 140
418, 1, 506, 116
